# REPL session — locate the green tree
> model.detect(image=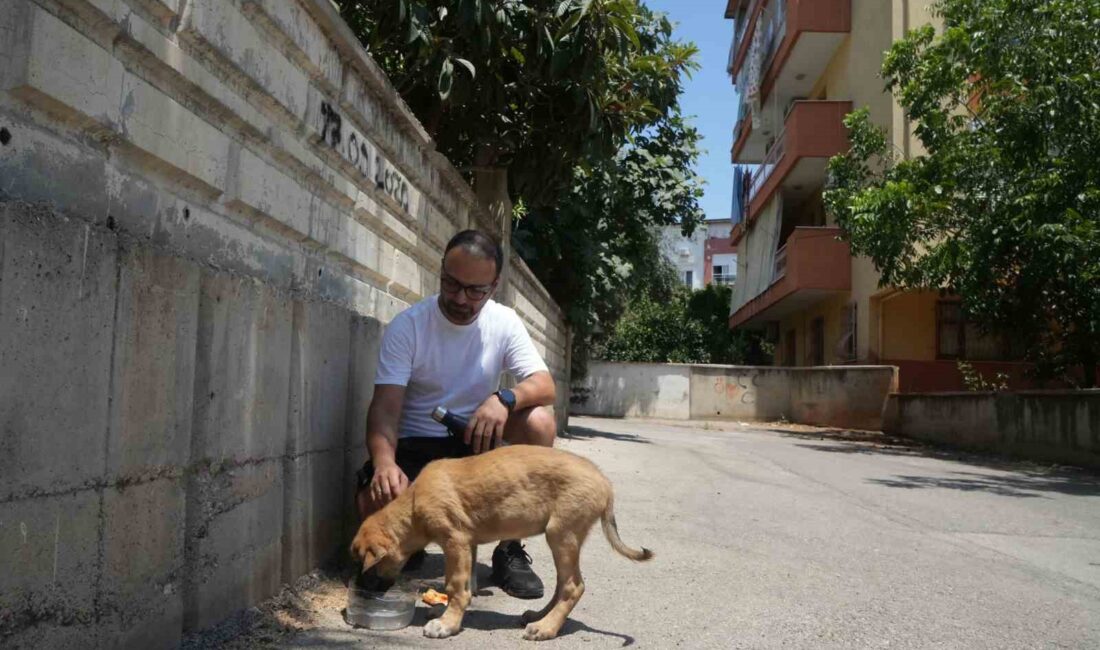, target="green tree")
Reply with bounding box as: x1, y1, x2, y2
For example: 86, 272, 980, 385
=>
600, 291, 710, 364
687, 284, 751, 364
513, 114, 706, 375
825, 0, 1100, 386
338, 0, 697, 206
599, 284, 766, 366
